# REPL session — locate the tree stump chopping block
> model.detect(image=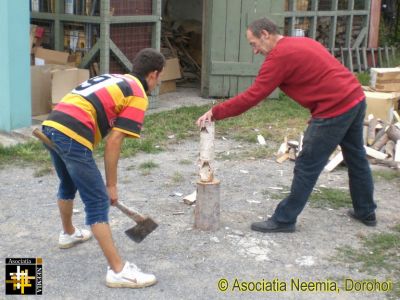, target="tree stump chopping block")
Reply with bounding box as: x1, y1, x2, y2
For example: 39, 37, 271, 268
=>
194, 179, 220, 231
